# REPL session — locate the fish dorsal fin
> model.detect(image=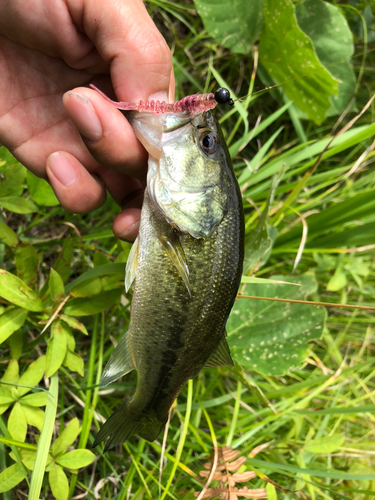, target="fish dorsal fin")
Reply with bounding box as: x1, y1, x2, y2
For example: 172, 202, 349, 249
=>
205, 335, 234, 368
125, 236, 139, 293
158, 232, 191, 297
100, 331, 135, 387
